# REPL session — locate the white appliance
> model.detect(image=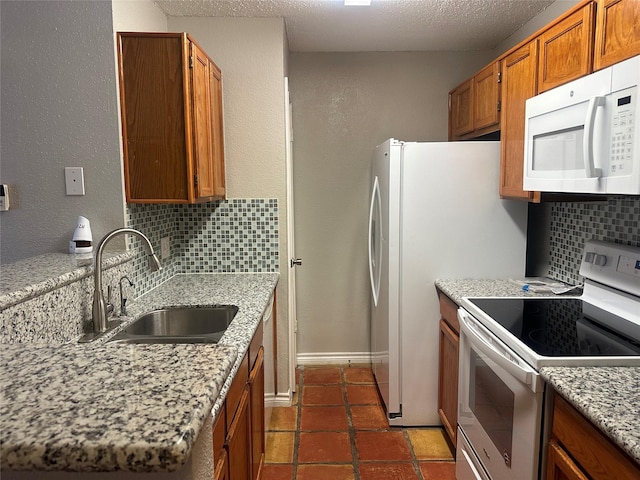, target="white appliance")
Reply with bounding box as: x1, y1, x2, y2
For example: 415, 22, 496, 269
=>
457, 240, 640, 480
368, 138, 528, 426
524, 54, 640, 195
